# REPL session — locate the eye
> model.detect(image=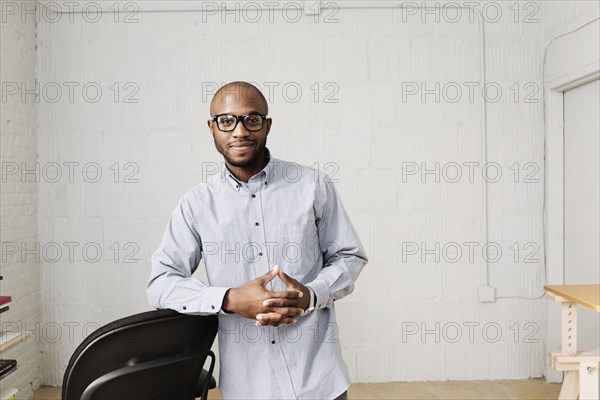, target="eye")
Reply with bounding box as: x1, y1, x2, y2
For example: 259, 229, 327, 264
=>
219, 116, 235, 125
247, 115, 261, 124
